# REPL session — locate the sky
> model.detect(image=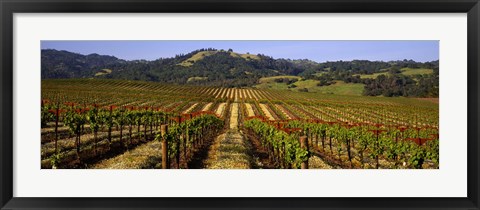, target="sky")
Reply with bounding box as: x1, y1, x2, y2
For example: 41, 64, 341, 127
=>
41, 40, 439, 63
